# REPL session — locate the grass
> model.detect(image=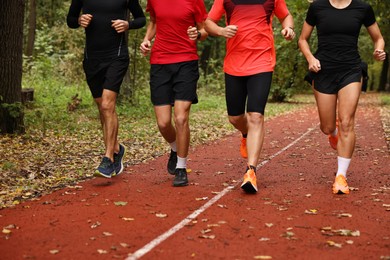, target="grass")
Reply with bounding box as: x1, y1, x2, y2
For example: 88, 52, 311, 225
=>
1, 78, 316, 209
